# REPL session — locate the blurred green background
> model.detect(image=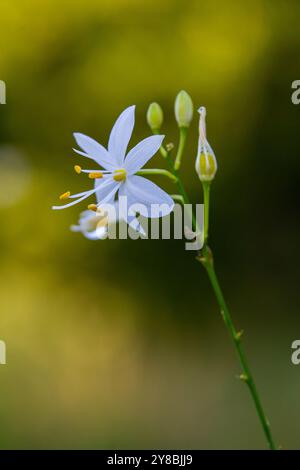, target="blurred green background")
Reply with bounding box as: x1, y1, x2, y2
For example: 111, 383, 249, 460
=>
0, 0, 299, 450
